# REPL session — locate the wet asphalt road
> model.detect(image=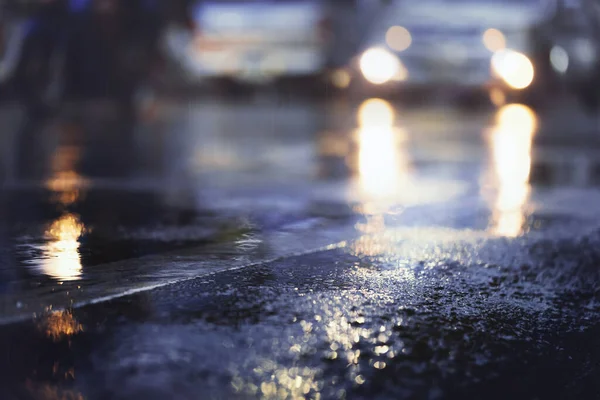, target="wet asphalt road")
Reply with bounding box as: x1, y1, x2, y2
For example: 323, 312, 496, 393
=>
1, 97, 600, 399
